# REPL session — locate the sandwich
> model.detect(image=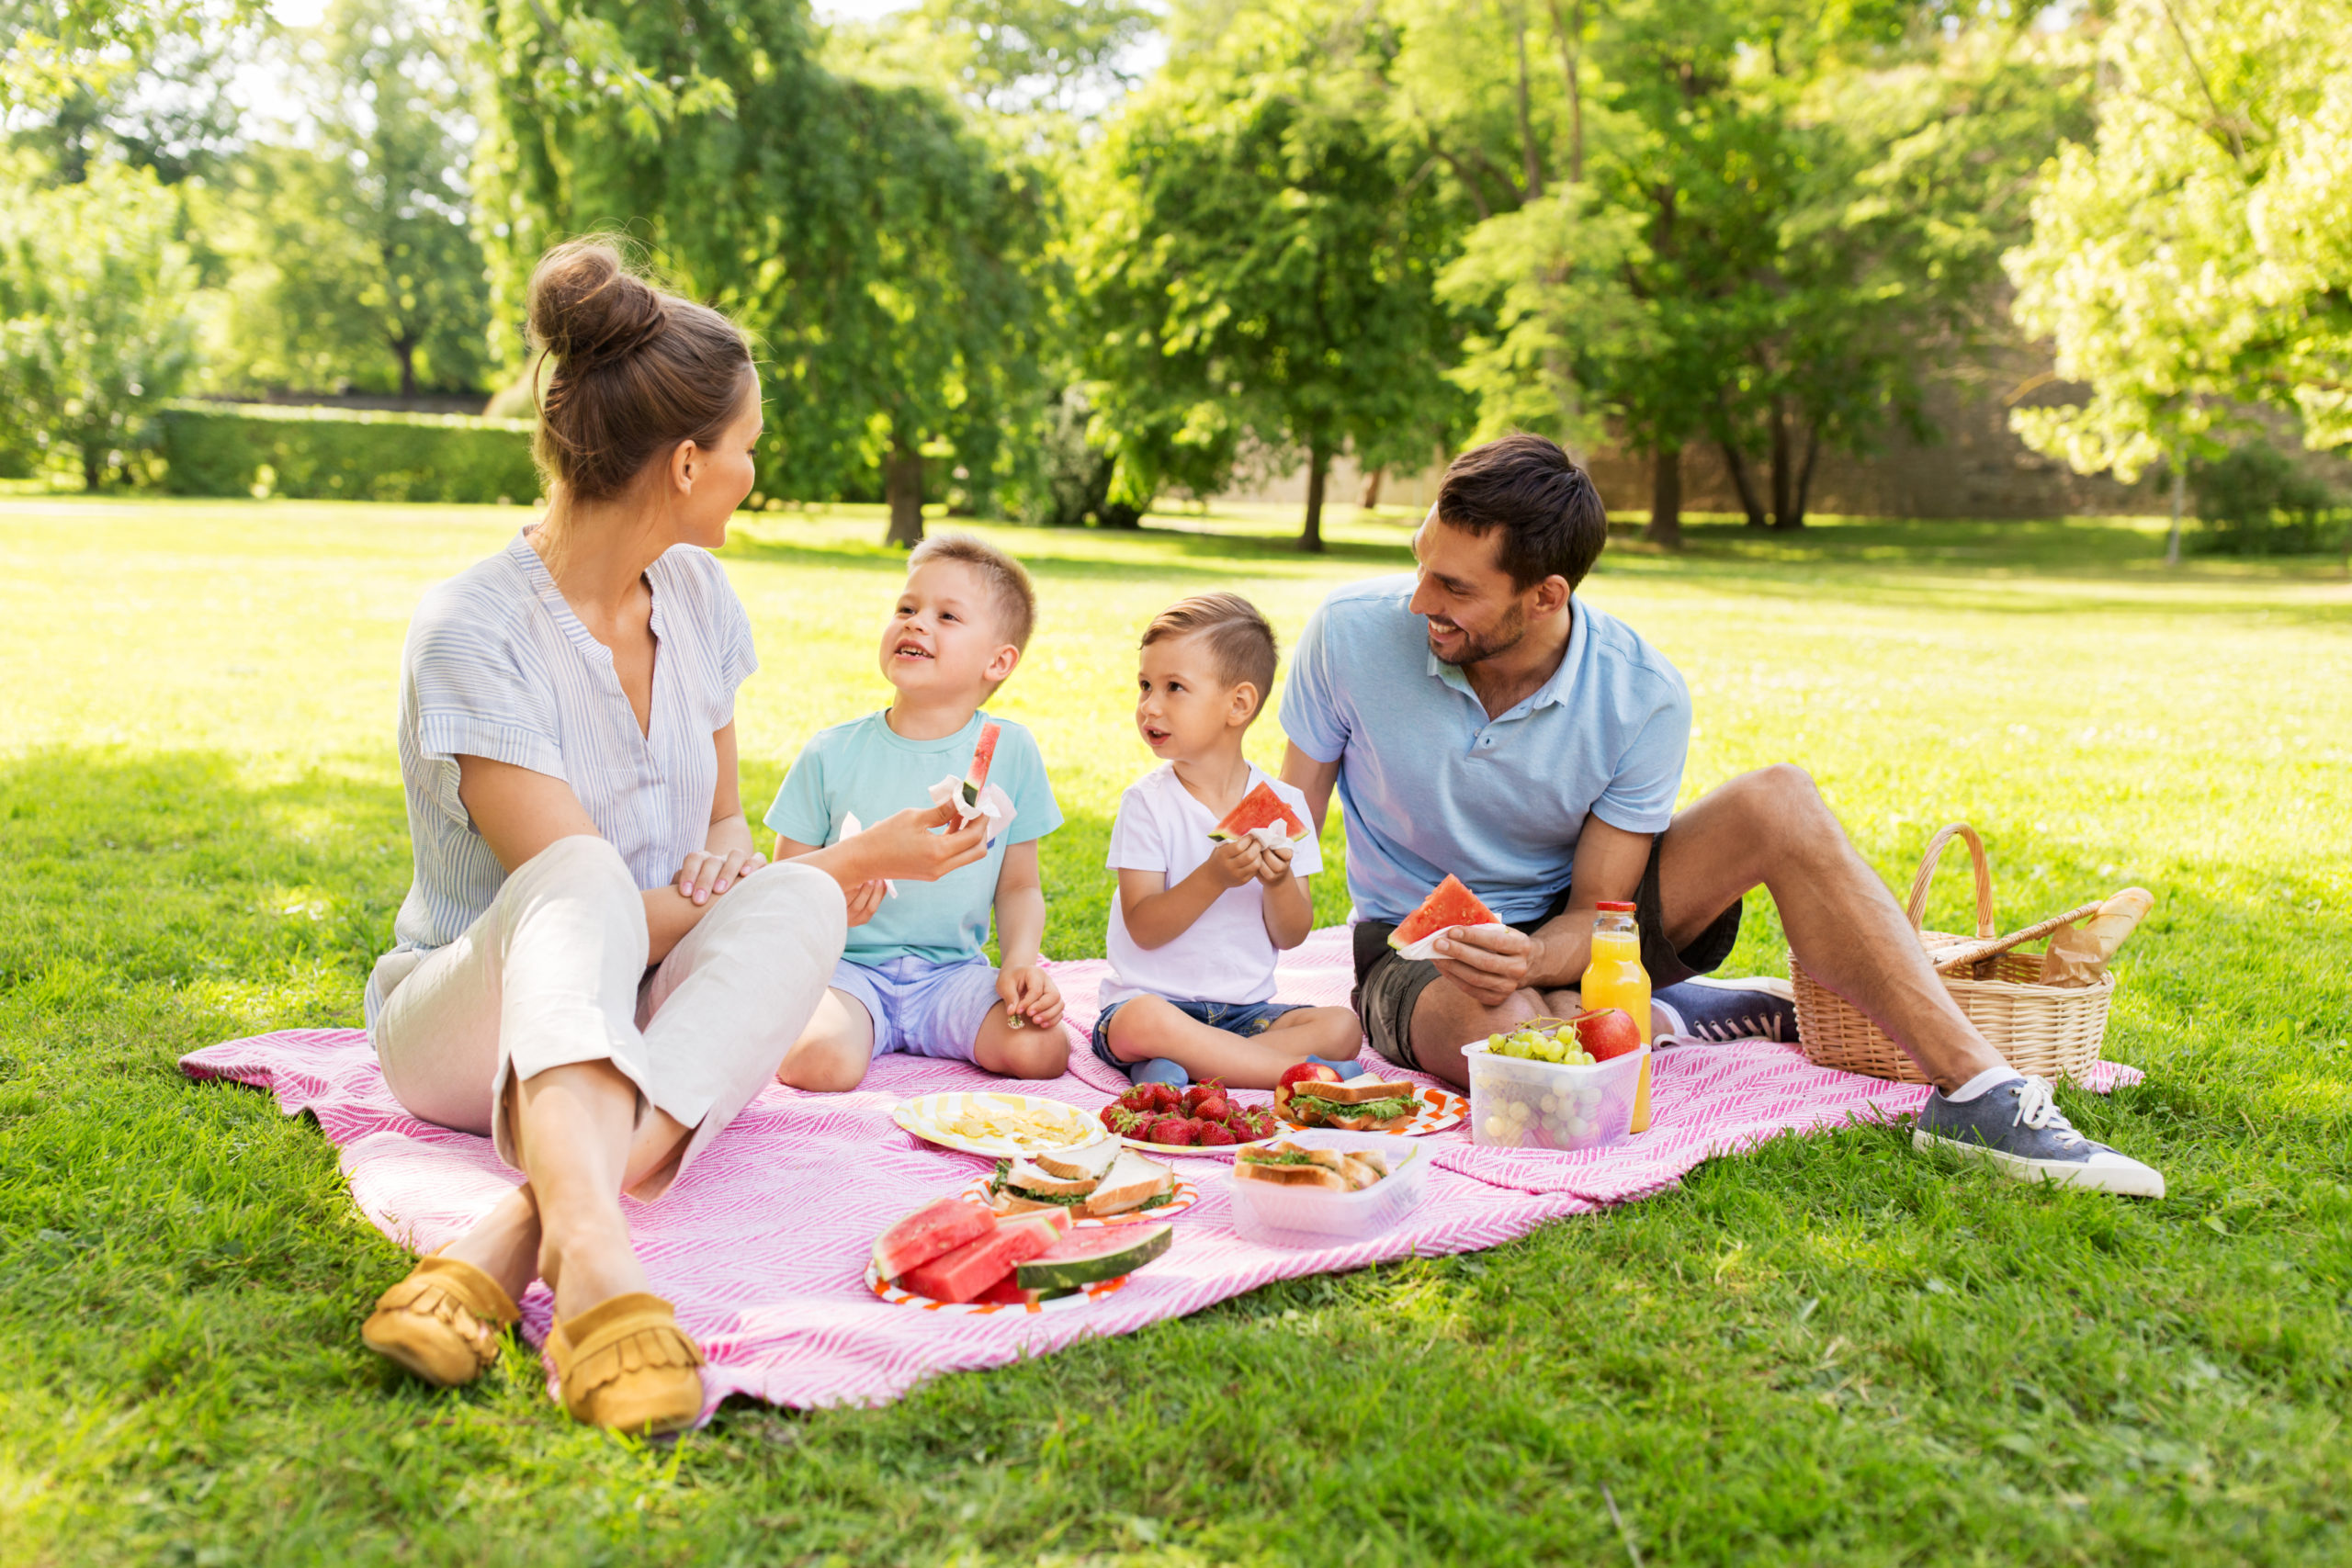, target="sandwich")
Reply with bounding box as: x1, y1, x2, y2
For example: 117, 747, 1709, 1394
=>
988, 1142, 1176, 1219
1232, 1142, 1393, 1192
1278, 1077, 1421, 1132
